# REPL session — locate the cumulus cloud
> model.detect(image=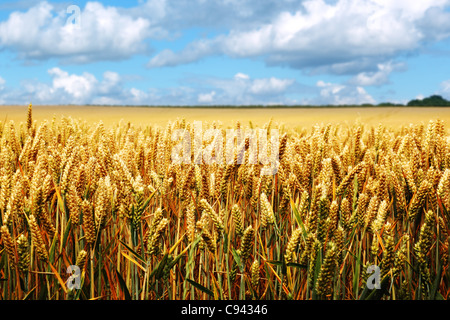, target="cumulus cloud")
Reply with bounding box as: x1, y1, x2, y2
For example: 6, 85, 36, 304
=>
48, 67, 98, 101
132, 0, 302, 31
313, 80, 376, 105
147, 40, 217, 68
0, 1, 153, 63
129, 88, 150, 104
2, 68, 300, 105
0, 0, 303, 65
0, 67, 381, 106
234, 73, 250, 81
414, 4, 450, 41
147, 0, 450, 75
8, 67, 148, 105
198, 73, 297, 104
198, 91, 216, 103
248, 77, 295, 95
1, 0, 450, 78
348, 61, 407, 86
